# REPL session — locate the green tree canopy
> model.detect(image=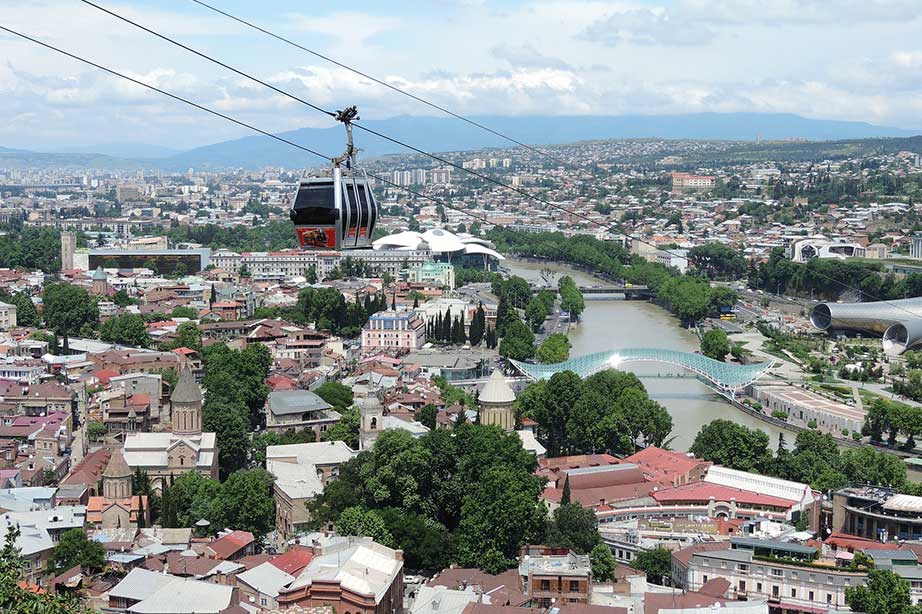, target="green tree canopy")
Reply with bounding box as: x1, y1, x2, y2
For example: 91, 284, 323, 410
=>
689, 419, 772, 473
700, 329, 730, 361
99, 313, 151, 347
50, 528, 105, 574
43, 283, 99, 348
